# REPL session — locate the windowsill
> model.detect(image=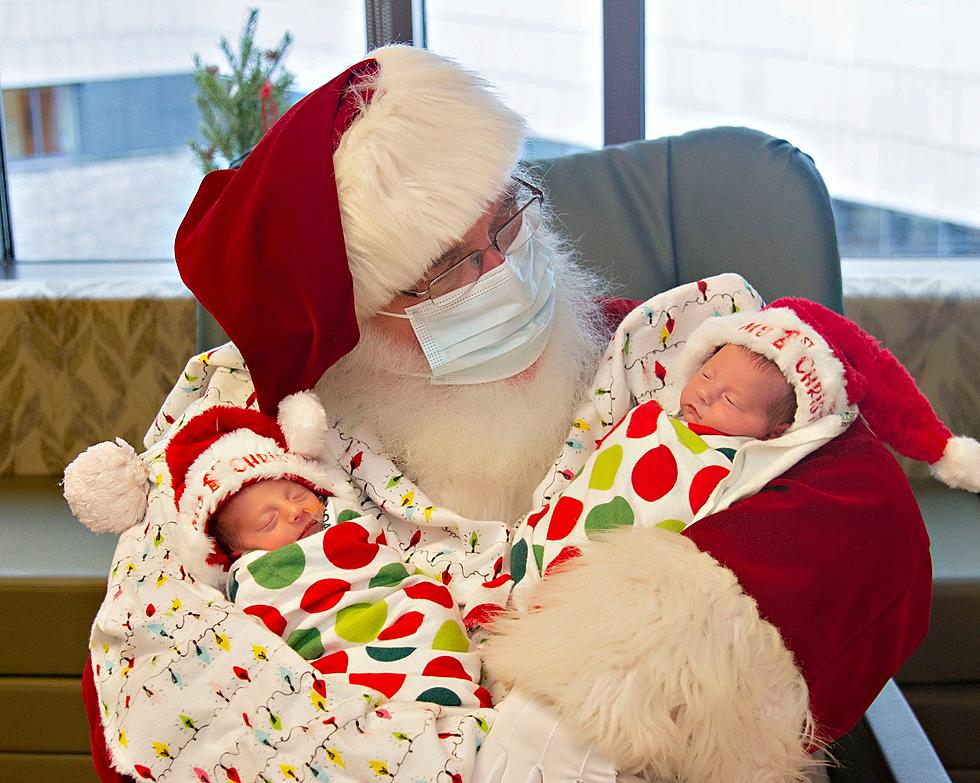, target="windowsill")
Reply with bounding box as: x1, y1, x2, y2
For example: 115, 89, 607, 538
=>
1, 257, 979, 300
842, 257, 980, 297
0, 260, 190, 299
